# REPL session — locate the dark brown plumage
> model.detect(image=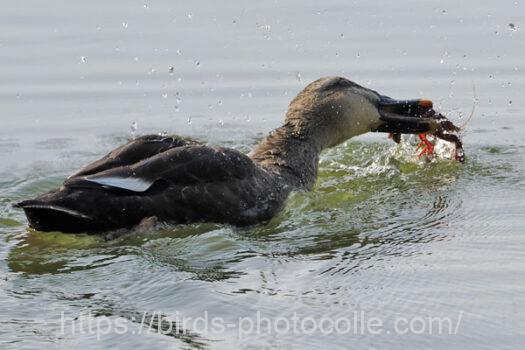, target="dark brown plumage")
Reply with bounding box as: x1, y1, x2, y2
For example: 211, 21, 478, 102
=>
16, 76, 457, 233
